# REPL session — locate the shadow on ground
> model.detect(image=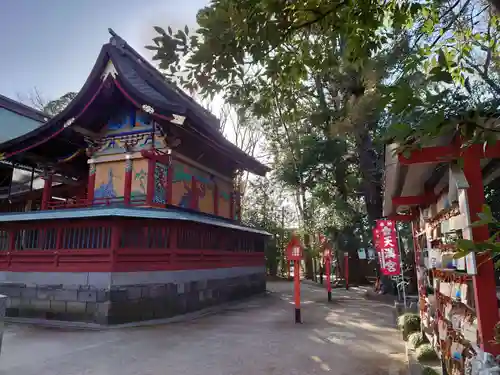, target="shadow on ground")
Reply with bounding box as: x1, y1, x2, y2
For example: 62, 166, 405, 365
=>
0, 281, 406, 375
